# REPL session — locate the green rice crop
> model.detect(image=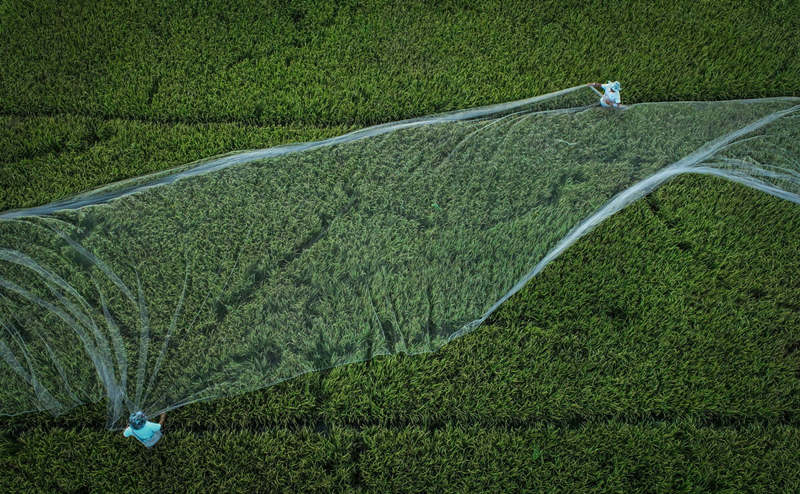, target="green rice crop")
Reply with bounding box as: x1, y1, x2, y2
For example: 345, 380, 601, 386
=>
2, 175, 799, 492
2, 0, 799, 211
1, 0, 799, 492
3, 95, 795, 422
